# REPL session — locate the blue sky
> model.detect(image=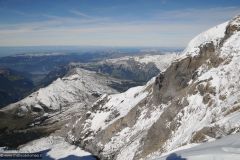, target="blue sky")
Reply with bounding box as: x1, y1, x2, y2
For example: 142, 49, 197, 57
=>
0, 0, 240, 47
